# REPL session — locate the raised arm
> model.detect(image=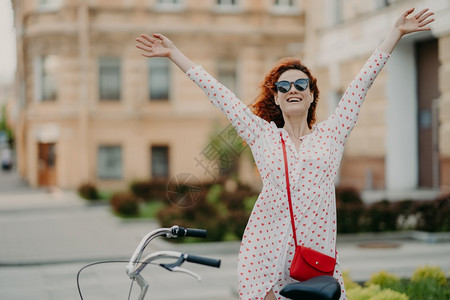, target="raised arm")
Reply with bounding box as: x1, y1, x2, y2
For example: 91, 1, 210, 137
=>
136, 33, 267, 148
379, 8, 434, 54
329, 8, 435, 146
136, 33, 195, 73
